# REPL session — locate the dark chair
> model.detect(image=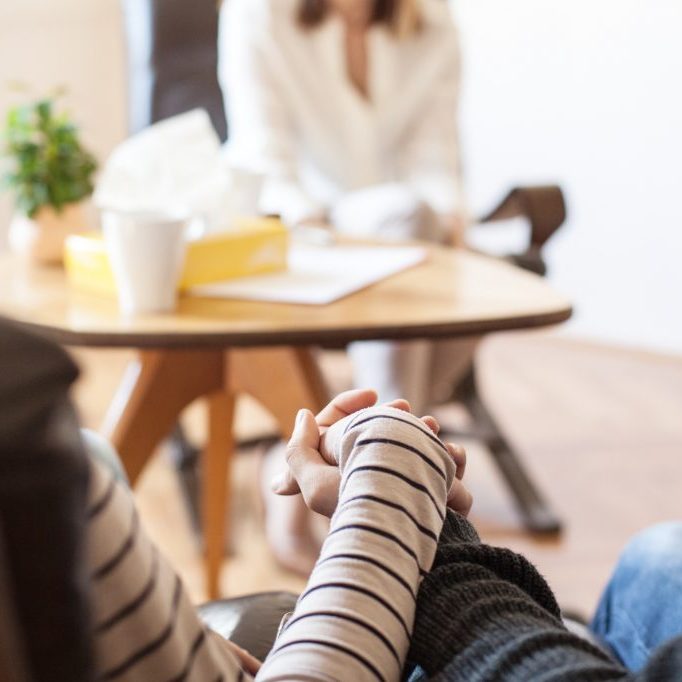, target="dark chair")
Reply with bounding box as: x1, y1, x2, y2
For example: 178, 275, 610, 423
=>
124, 0, 227, 141
445, 186, 567, 533
120, 0, 566, 534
